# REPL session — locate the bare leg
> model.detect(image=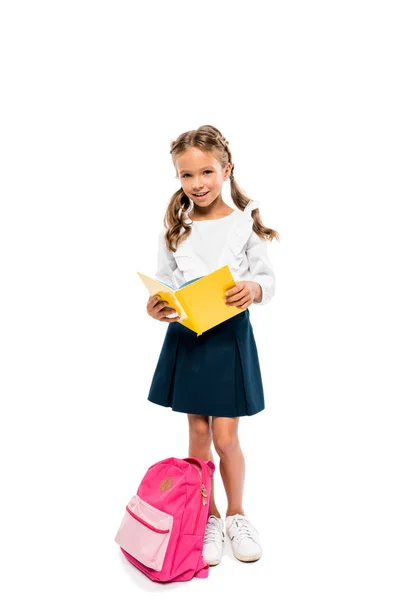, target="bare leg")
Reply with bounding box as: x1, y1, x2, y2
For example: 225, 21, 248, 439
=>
212, 417, 245, 517
187, 414, 221, 518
